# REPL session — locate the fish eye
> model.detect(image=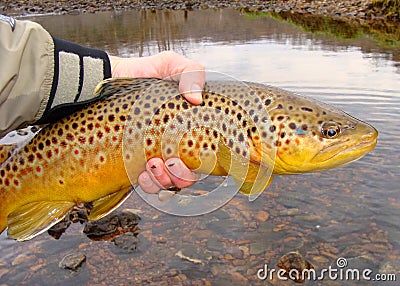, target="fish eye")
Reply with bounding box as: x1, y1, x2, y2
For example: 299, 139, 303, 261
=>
321, 122, 341, 139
